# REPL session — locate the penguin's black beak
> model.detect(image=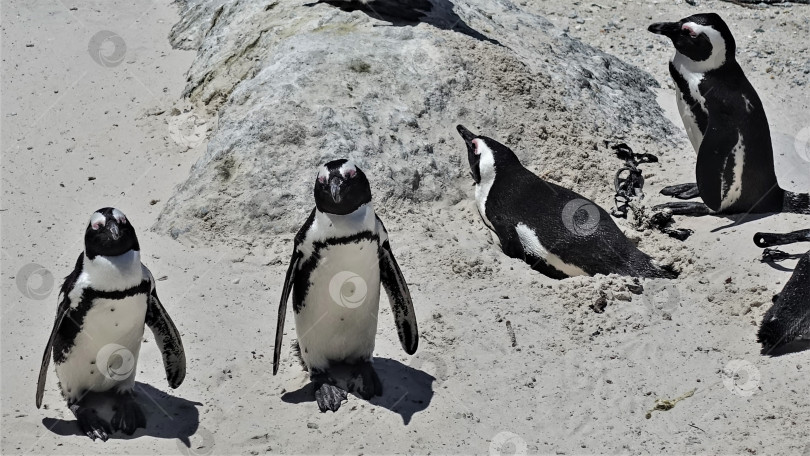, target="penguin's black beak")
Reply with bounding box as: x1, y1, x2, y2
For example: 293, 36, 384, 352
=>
107, 221, 121, 240
329, 177, 343, 203
456, 124, 476, 144
648, 22, 680, 39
